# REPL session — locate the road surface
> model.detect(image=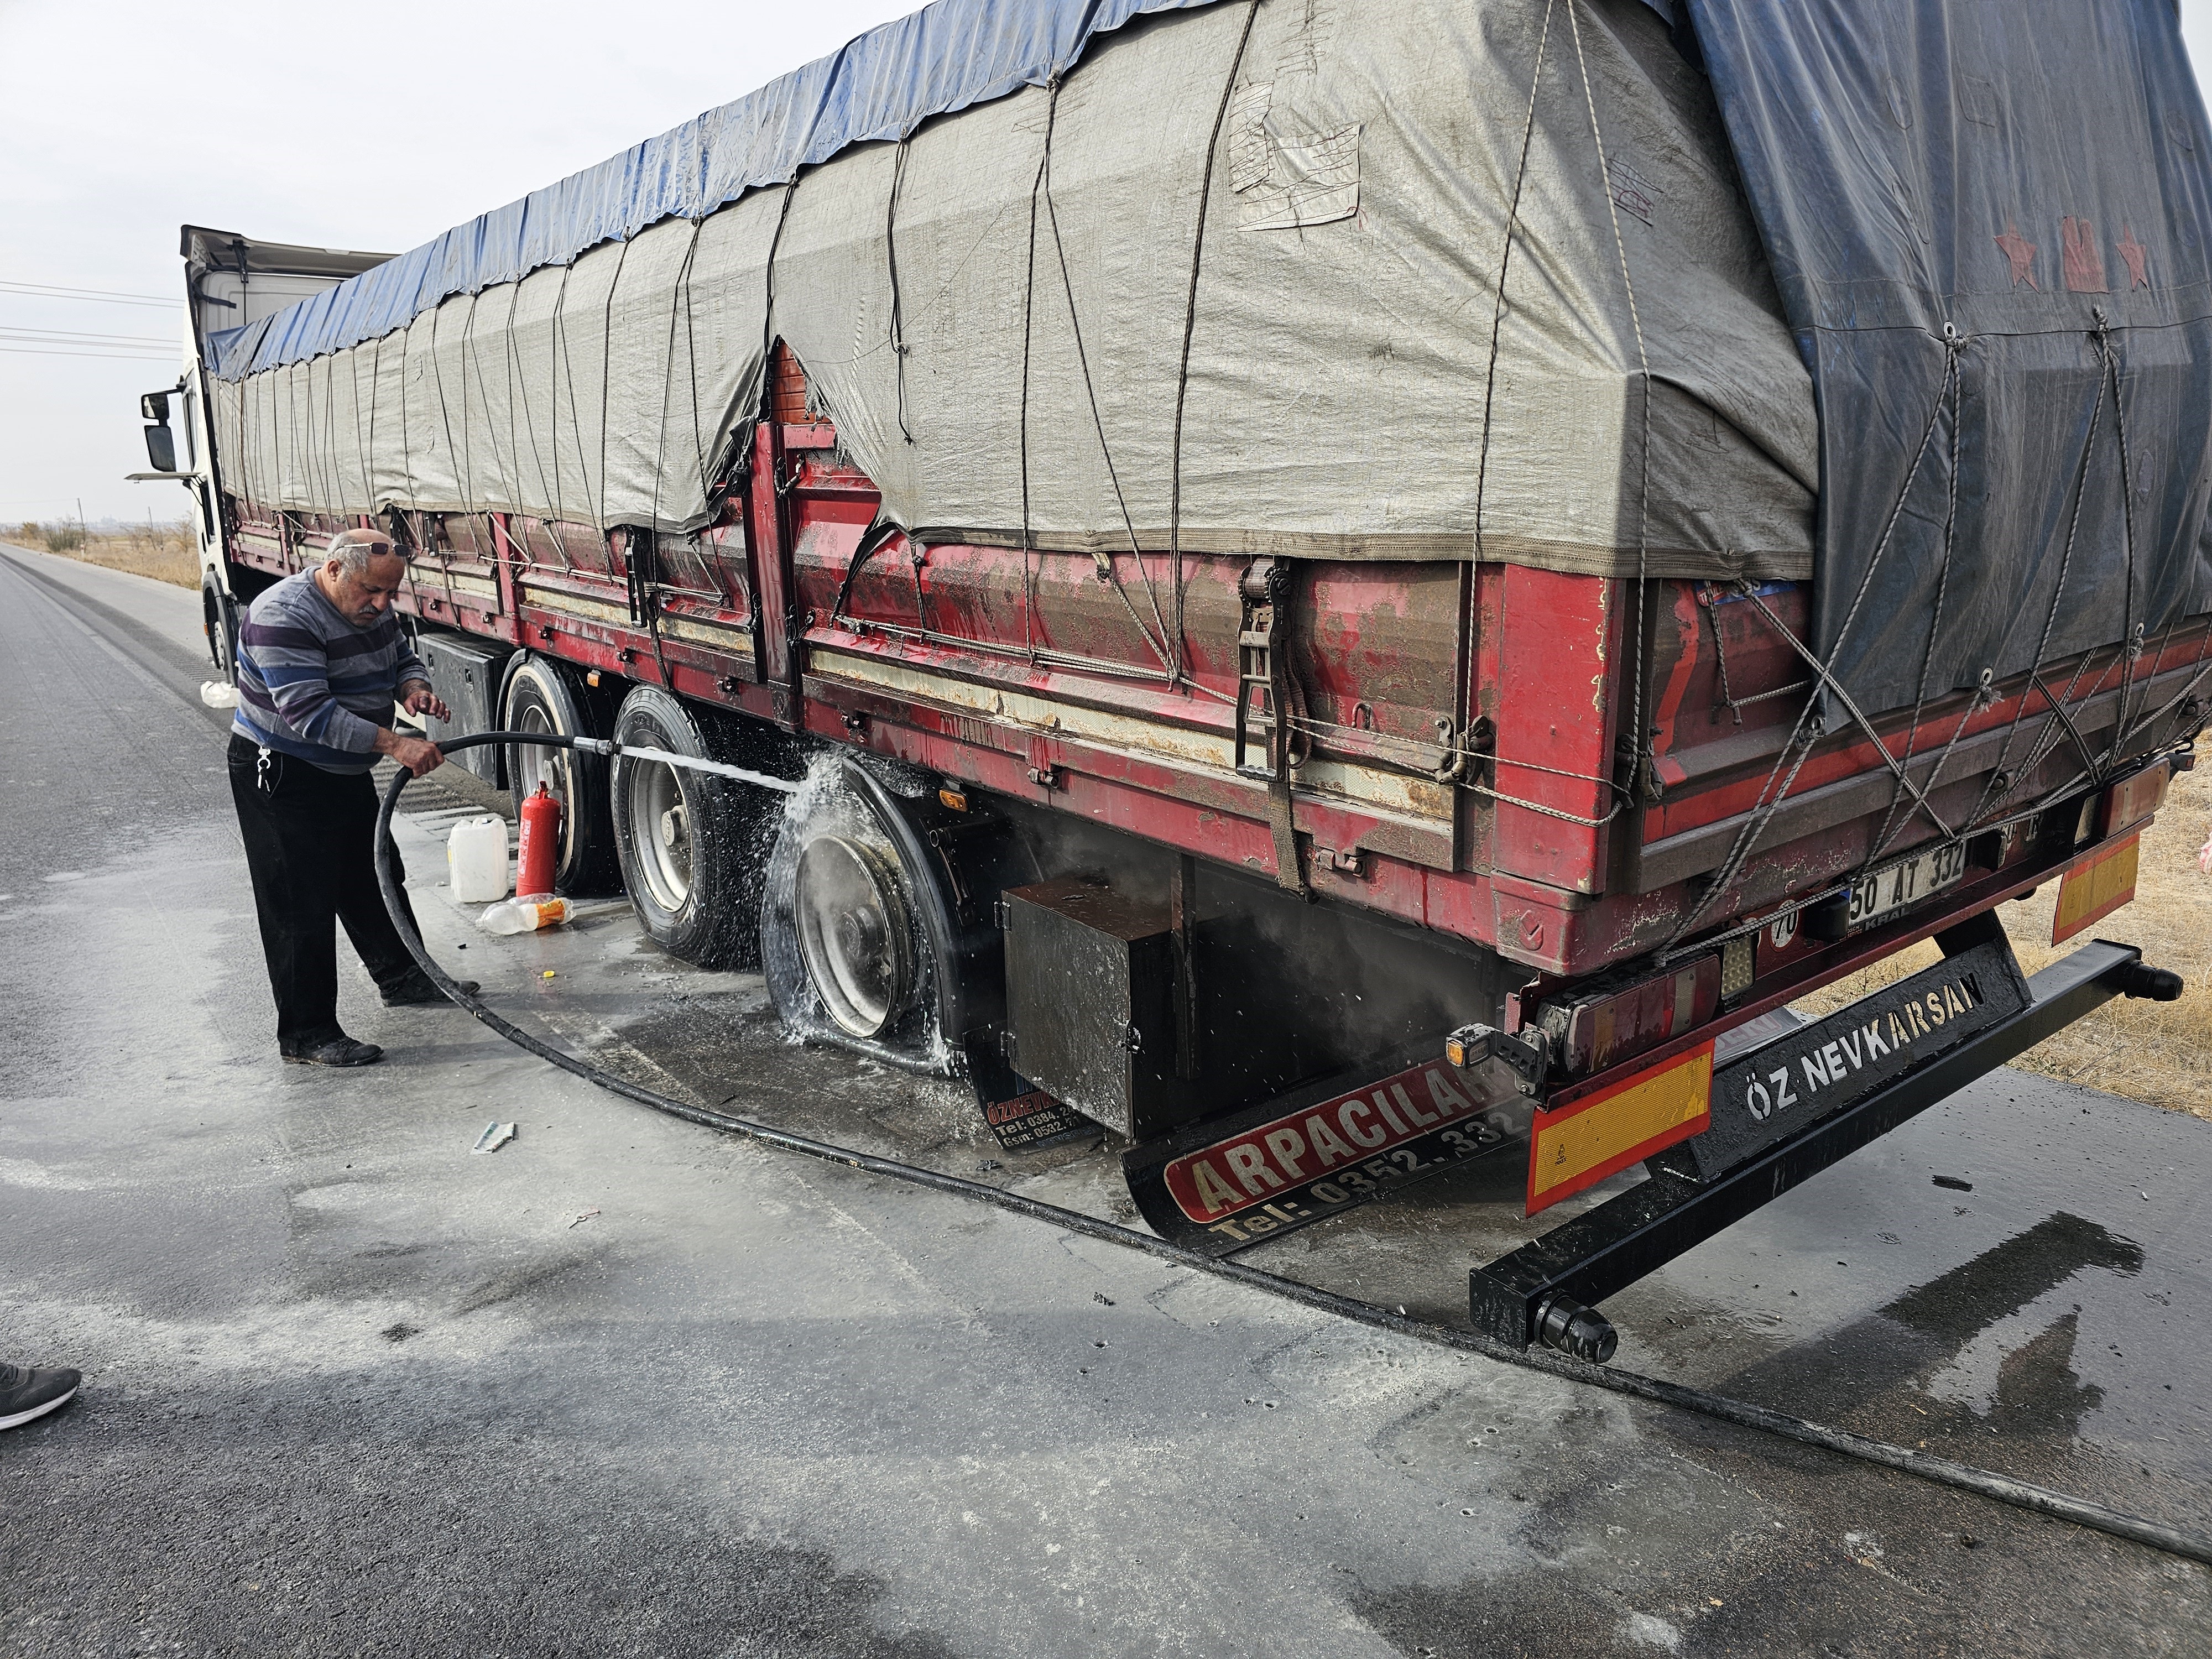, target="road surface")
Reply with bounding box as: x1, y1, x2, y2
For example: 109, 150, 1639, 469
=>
2, 542, 2207, 1657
